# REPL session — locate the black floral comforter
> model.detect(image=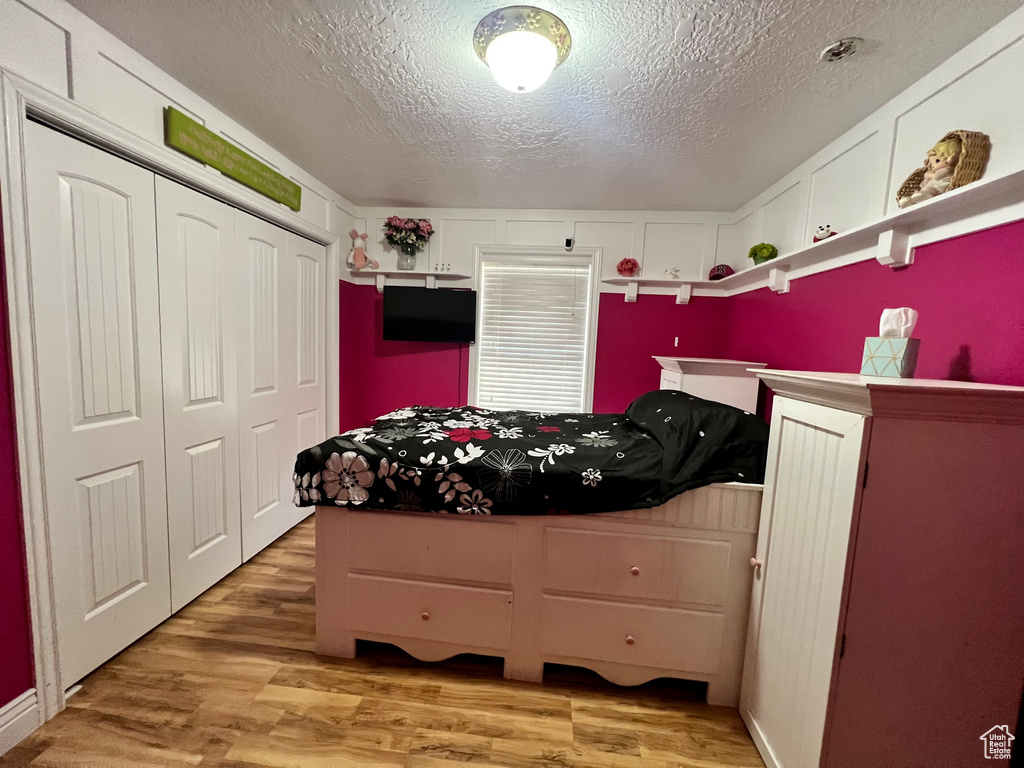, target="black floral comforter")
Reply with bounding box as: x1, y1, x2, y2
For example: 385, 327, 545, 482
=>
293, 391, 769, 516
